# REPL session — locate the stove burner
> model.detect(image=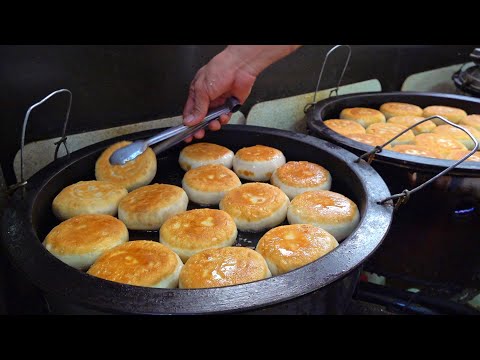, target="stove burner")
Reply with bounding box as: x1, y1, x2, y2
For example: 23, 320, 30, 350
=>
453, 48, 480, 97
